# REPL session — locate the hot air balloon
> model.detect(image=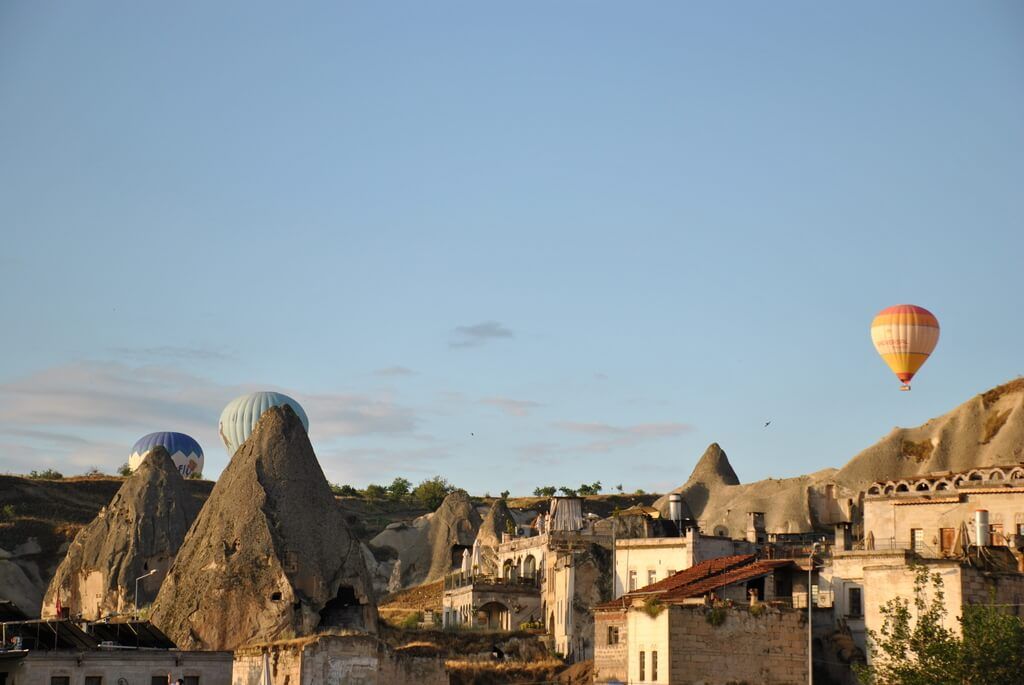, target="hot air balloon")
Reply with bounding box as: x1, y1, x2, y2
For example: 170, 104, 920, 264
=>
870, 304, 940, 391
128, 432, 204, 478
218, 391, 309, 456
